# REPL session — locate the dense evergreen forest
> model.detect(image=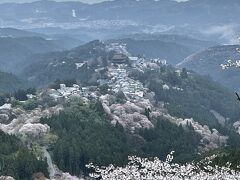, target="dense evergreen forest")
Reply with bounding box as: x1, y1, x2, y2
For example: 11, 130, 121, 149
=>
40, 99, 202, 176
140, 118, 201, 163
130, 66, 240, 129
0, 71, 29, 94
211, 149, 240, 169
0, 131, 48, 179
0, 88, 36, 106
